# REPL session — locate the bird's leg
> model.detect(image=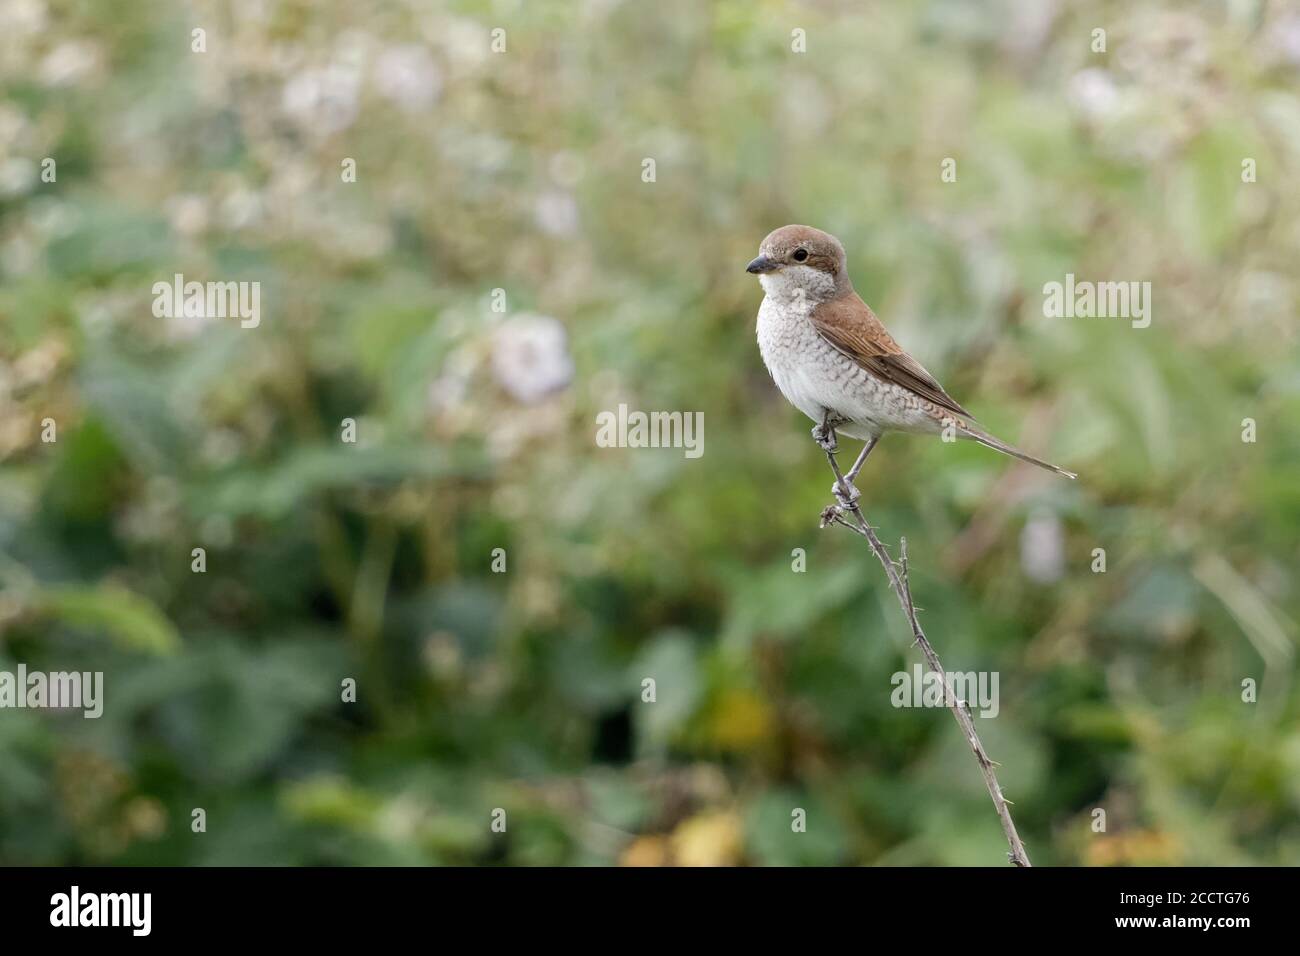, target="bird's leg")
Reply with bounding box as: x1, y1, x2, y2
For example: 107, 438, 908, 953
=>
829, 436, 880, 509
813, 411, 860, 509
845, 435, 880, 483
